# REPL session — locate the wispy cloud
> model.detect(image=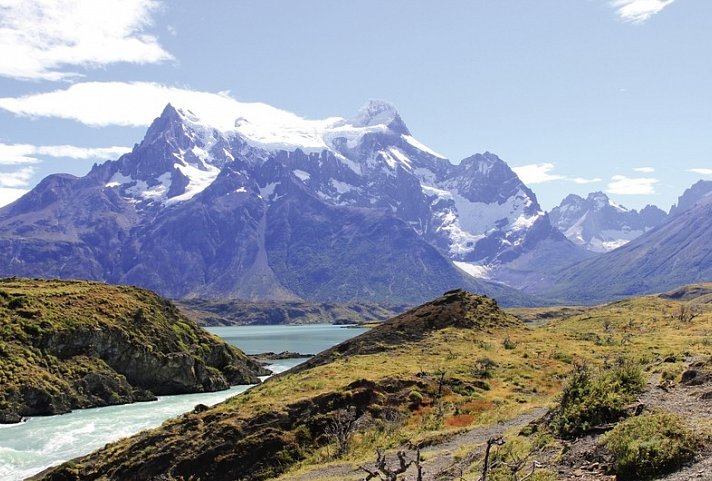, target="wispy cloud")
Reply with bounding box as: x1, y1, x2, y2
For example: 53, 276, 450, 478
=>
0, 166, 35, 188
0, 143, 129, 165
512, 163, 601, 185
571, 177, 604, 184
0, 81, 253, 128
633, 166, 655, 173
0, 0, 172, 81
687, 168, 712, 176
607, 175, 659, 195
610, 0, 676, 24
512, 163, 563, 184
